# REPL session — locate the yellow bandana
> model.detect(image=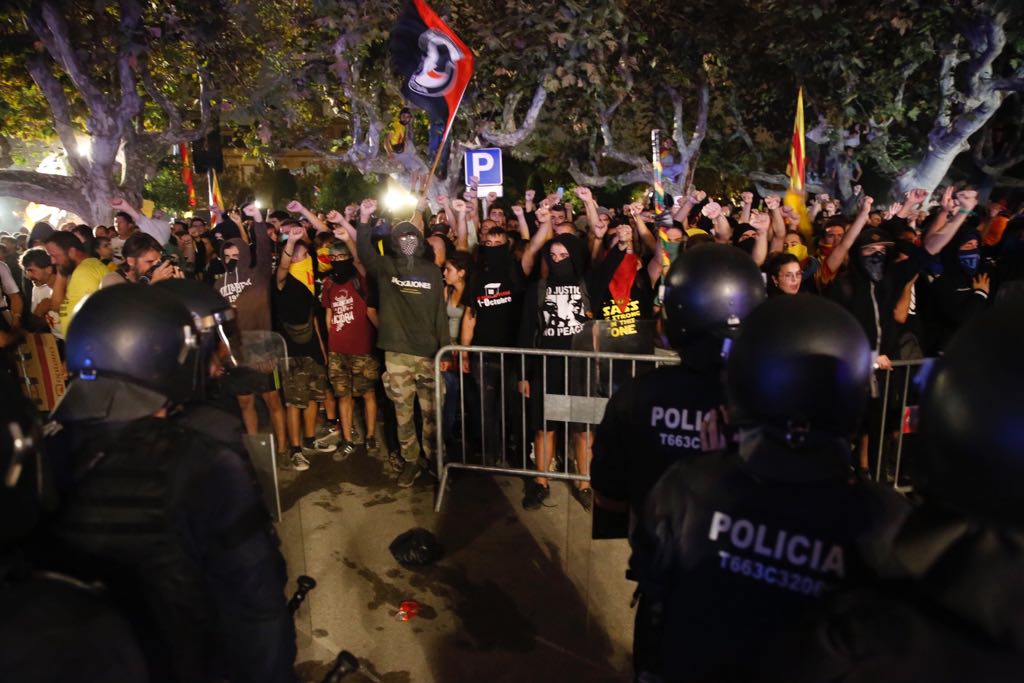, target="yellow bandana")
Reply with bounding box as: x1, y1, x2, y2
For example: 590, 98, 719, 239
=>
288, 254, 315, 295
